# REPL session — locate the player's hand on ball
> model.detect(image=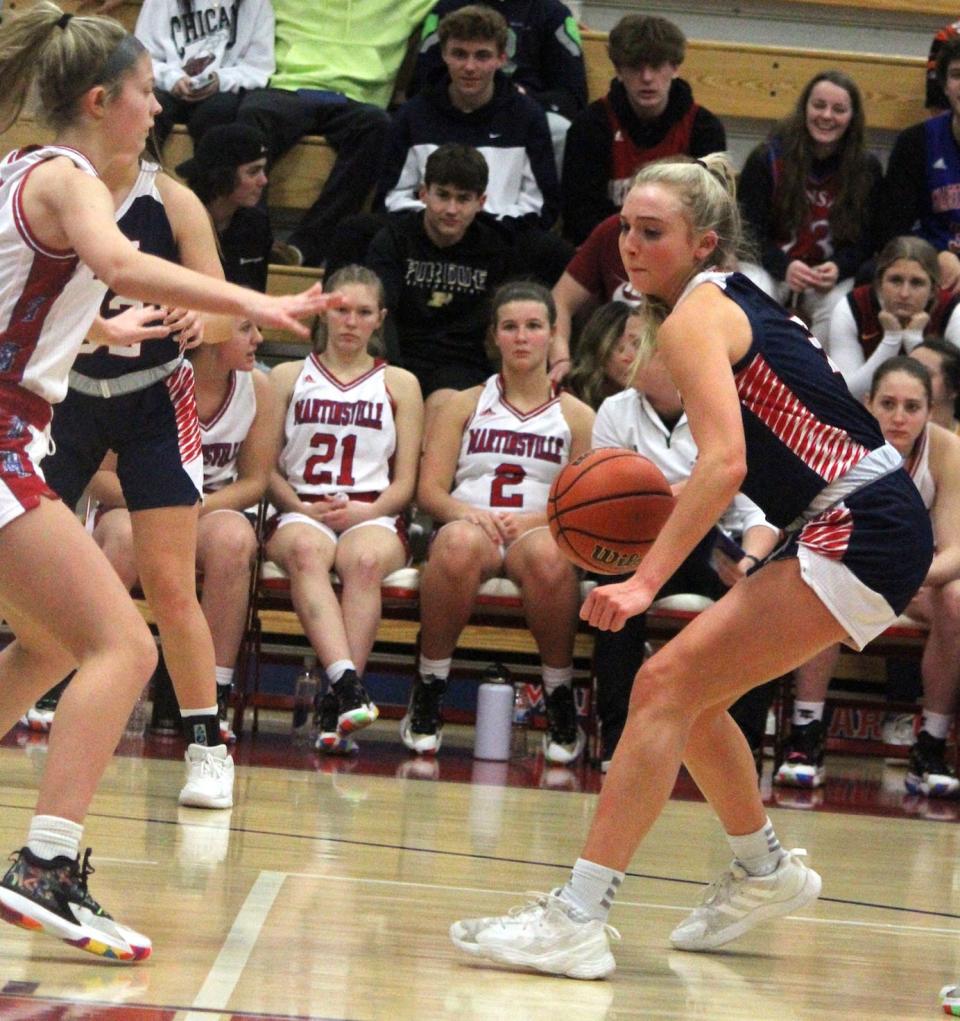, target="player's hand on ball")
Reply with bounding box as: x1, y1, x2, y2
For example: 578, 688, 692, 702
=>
581, 576, 656, 631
